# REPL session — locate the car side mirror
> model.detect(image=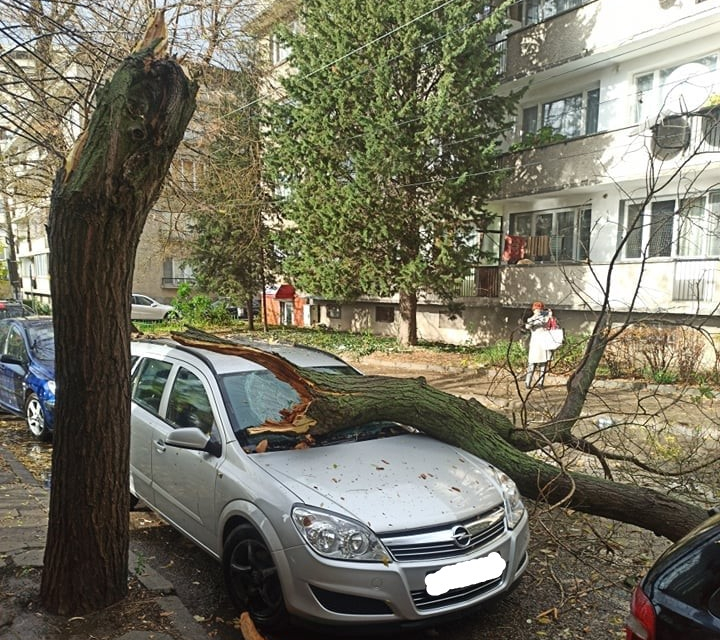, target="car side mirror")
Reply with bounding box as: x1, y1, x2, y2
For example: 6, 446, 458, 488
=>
165, 427, 221, 457
0, 353, 26, 367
